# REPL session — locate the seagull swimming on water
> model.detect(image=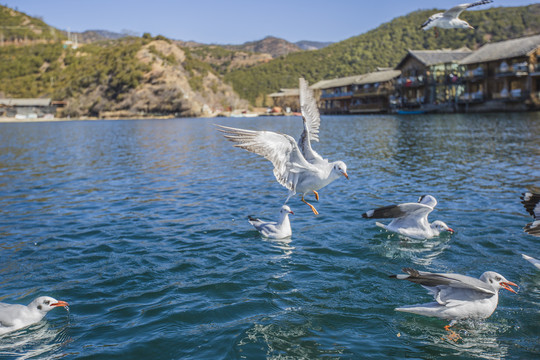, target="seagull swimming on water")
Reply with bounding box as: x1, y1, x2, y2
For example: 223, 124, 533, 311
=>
248, 205, 294, 239
420, 0, 493, 33
362, 195, 454, 239
0, 296, 69, 335
217, 78, 348, 215
521, 192, 540, 236
391, 267, 517, 339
